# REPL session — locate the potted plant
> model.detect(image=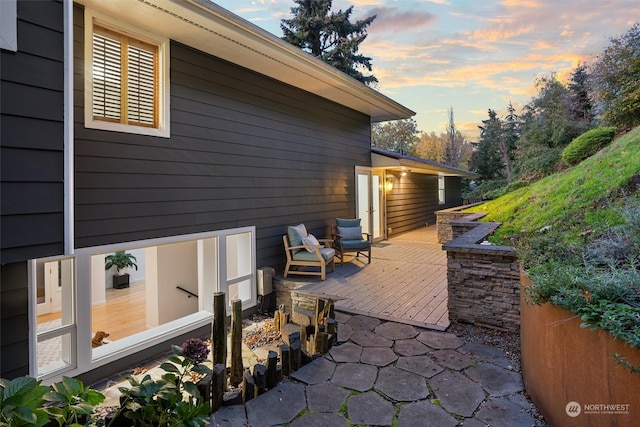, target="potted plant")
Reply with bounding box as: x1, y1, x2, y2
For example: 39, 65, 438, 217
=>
105, 251, 138, 289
